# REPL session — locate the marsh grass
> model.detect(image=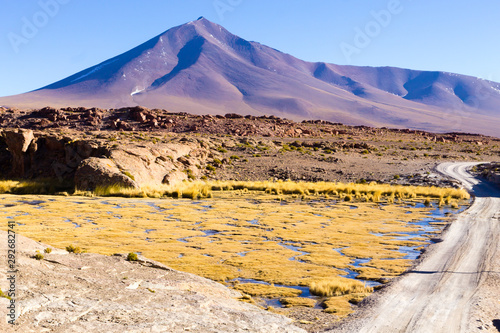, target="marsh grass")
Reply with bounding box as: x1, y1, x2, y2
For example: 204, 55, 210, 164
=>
76, 182, 212, 200
309, 278, 373, 297
0, 178, 469, 205
323, 296, 355, 315
207, 180, 470, 202
0, 190, 464, 317
280, 297, 317, 308
0, 179, 73, 195
233, 283, 302, 298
